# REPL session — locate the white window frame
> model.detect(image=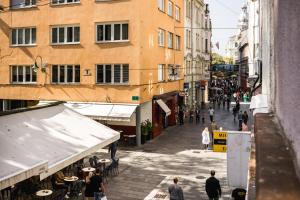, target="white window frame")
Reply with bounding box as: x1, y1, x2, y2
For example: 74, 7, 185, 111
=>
168, 64, 175, 81
158, 28, 165, 47
175, 6, 180, 21
10, 0, 37, 9
158, 64, 165, 82
51, 0, 80, 5
186, 0, 191, 18
11, 27, 36, 46
175, 35, 180, 50
175, 65, 180, 79
96, 22, 129, 43
168, 32, 173, 49
10, 65, 37, 84
51, 25, 80, 45
167, 0, 173, 17
51, 65, 80, 84
157, 0, 164, 11
96, 64, 129, 84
